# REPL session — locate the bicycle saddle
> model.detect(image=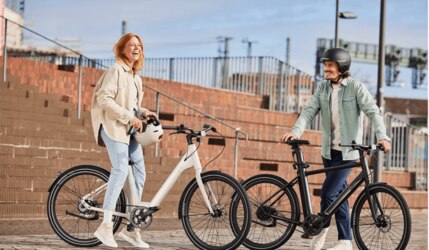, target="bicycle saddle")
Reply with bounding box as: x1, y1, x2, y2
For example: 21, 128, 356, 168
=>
286, 139, 310, 146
